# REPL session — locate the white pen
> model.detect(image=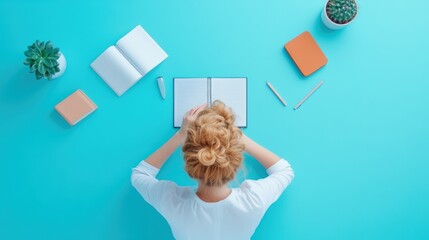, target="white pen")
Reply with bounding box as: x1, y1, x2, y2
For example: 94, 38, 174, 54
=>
157, 76, 166, 99
266, 81, 287, 107
294, 81, 324, 110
